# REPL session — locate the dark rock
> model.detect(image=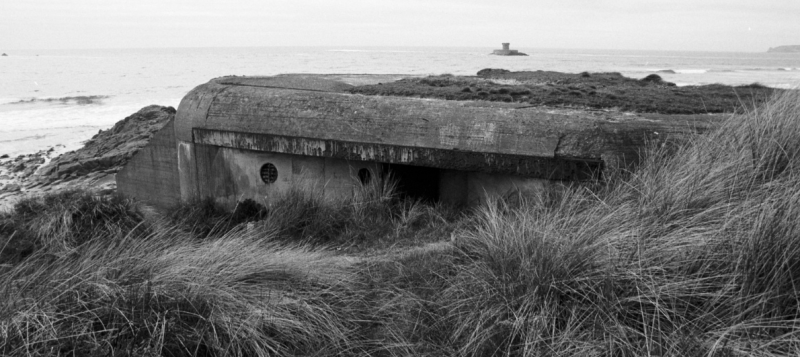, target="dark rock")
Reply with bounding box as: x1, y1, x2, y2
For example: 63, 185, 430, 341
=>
1, 53, 7, 57
0, 154, 8, 159
57, 162, 84, 176
767, 45, 800, 53
37, 164, 57, 177
641, 74, 665, 84
10, 163, 25, 173
22, 166, 37, 177
2, 183, 20, 192
477, 68, 511, 77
